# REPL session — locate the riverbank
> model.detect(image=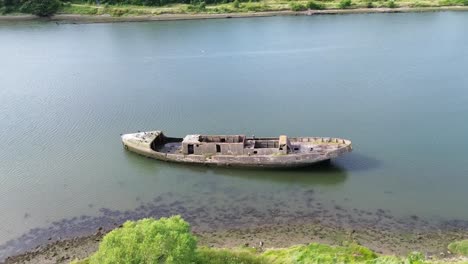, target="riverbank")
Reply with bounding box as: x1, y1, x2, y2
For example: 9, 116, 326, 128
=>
1, 6, 468, 23
4, 219, 468, 263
